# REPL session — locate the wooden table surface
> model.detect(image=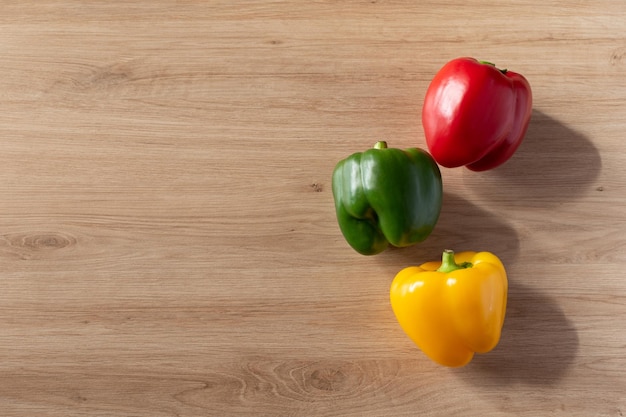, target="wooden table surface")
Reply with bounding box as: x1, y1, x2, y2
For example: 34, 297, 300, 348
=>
1, 1, 625, 416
